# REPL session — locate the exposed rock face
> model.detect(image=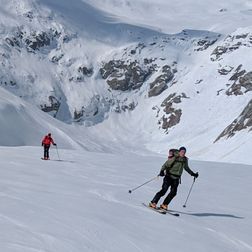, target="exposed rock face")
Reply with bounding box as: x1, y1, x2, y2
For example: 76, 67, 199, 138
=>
100, 60, 155, 91
214, 61, 252, 140
218, 66, 234, 75
194, 37, 218, 51
68, 65, 94, 83
78, 66, 93, 77
215, 99, 252, 142
211, 32, 252, 61
4, 27, 59, 52
0, 79, 17, 87
25, 32, 51, 51
114, 101, 137, 113
239, 72, 252, 92
211, 46, 228, 61
226, 66, 252, 95
40, 96, 60, 117
73, 95, 137, 125
51, 53, 64, 63
73, 95, 110, 125
229, 65, 246, 82
148, 65, 175, 97
157, 93, 188, 131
